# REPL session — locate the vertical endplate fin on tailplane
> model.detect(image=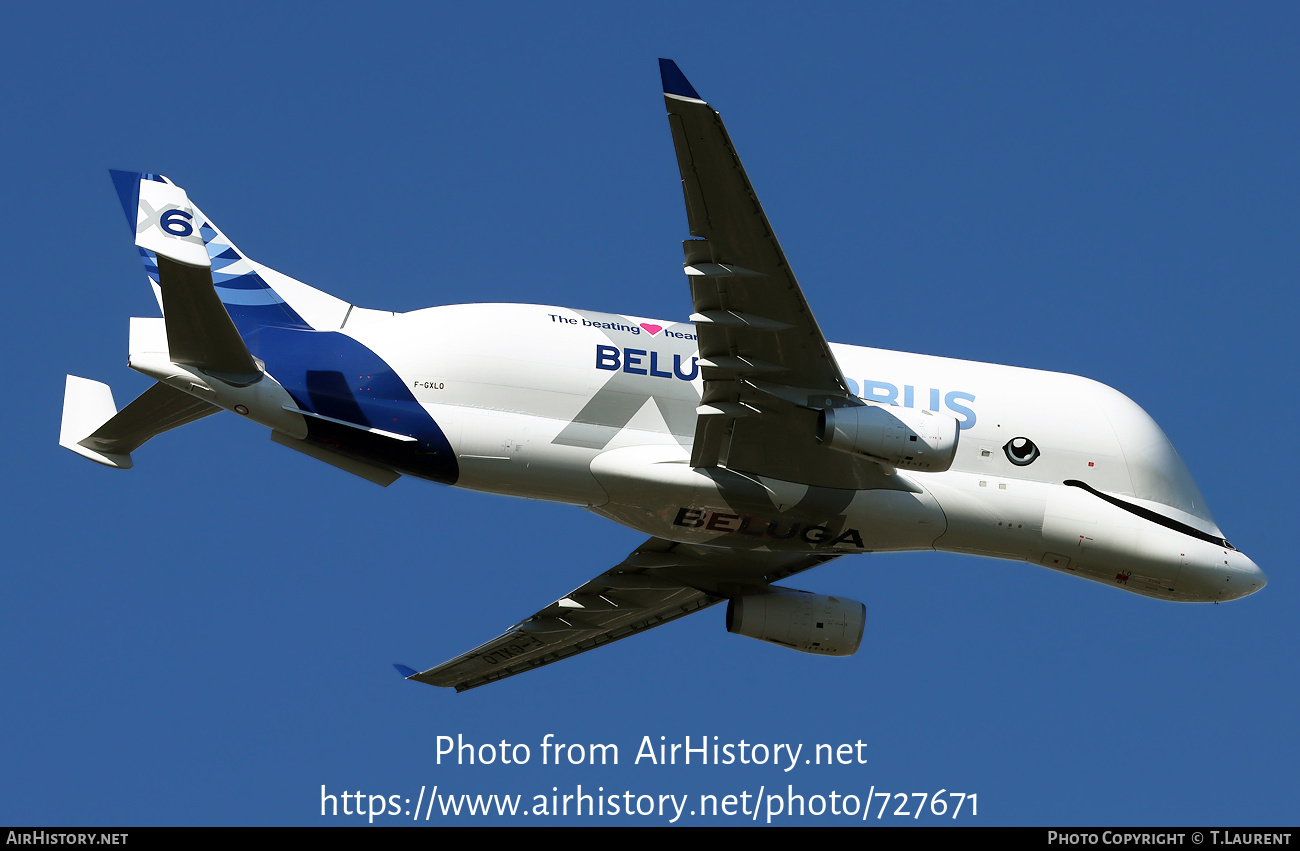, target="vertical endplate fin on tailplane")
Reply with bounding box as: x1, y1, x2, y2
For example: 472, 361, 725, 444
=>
60, 376, 220, 469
